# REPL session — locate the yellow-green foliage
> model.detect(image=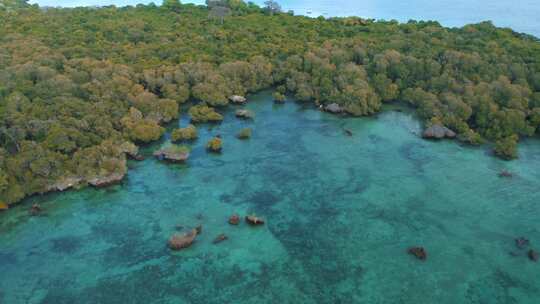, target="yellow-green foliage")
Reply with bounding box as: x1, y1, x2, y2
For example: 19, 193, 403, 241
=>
207, 137, 223, 152
171, 124, 198, 142
189, 105, 224, 123
162, 145, 191, 155
494, 135, 519, 160
237, 128, 252, 139
1, 1, 540, 205
120, 107, 165, 143
273, 92, 286, 103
